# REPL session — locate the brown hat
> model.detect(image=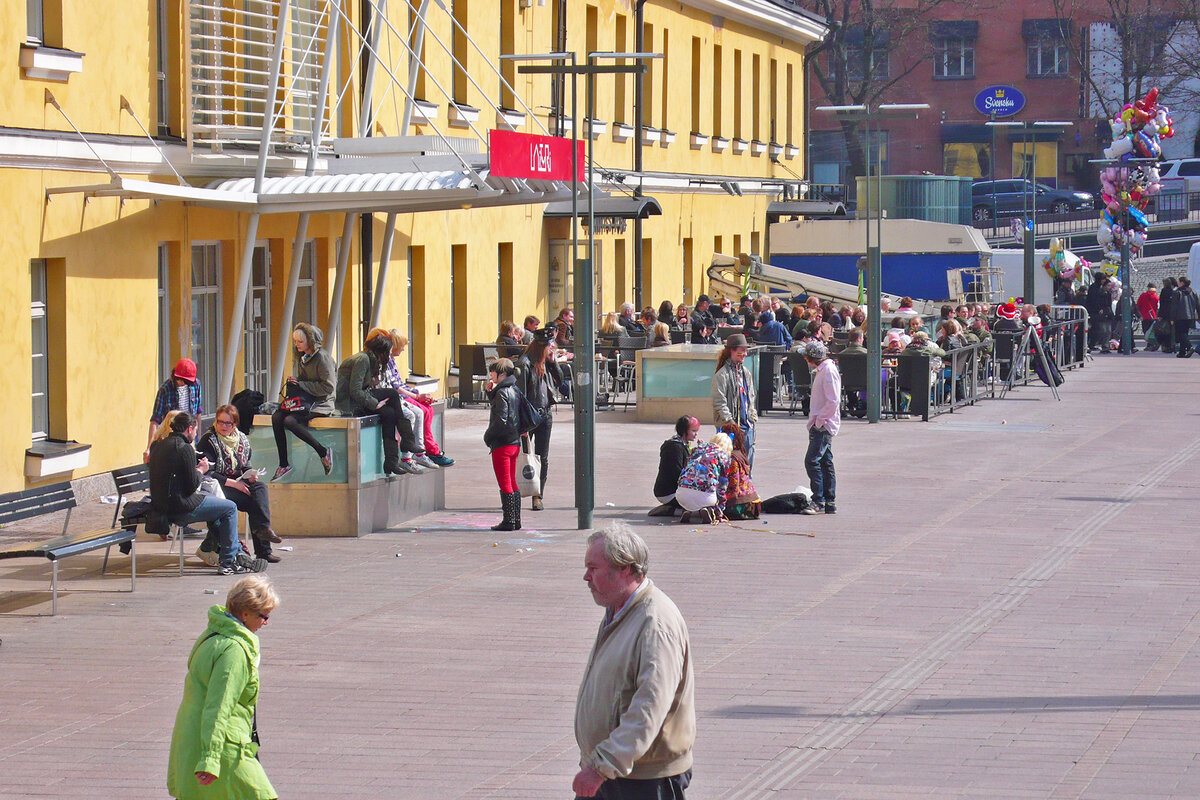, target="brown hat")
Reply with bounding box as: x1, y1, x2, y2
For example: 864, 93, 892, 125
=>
724, 333, 749, 349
